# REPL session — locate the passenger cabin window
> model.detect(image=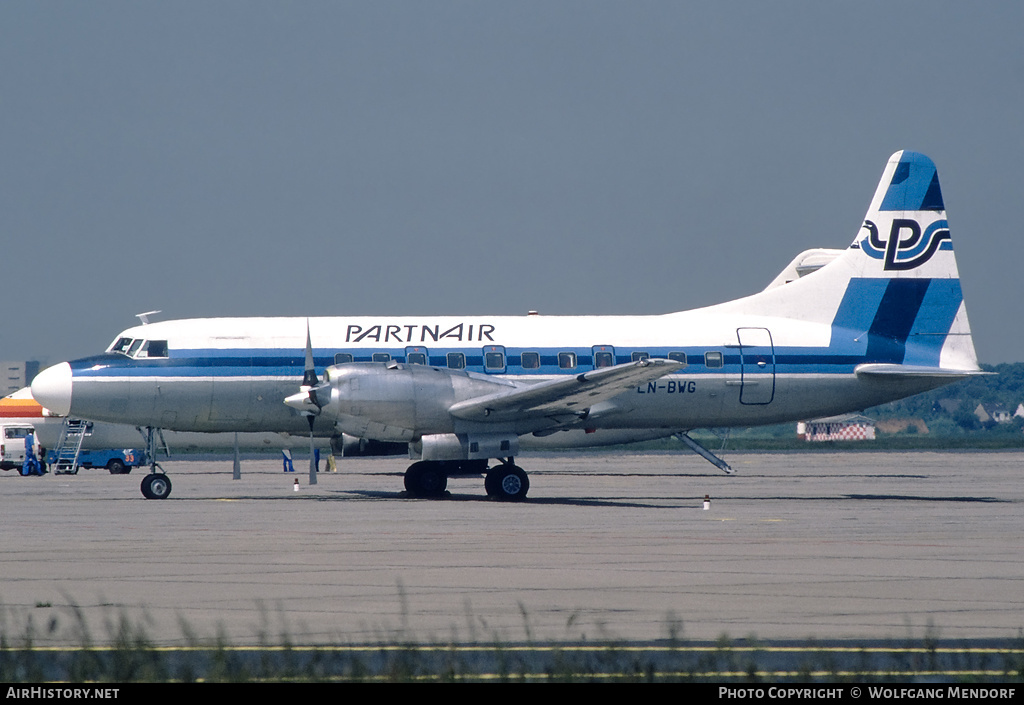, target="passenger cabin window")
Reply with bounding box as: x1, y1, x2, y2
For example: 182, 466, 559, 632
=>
334, 353, 354, 364
558, 352, 577, 369
447, 352, 466, 370
594, 351, 614, 368
406, 352, 426, 365
705, 351, 724, 368
371, 352, 391, 363
521, 351, 540, 369
631, 352, 650, 362
668, 352, 688, 366
484, 350, 505, 371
